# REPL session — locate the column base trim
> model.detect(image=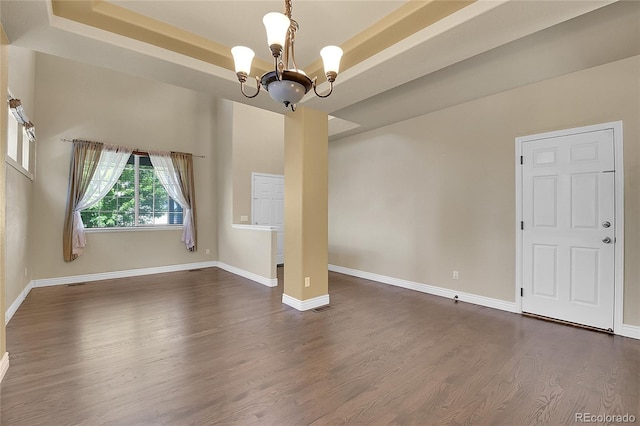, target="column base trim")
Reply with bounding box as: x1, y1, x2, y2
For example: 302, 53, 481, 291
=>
282, 293, 330, 311
0, 352, 9, 383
